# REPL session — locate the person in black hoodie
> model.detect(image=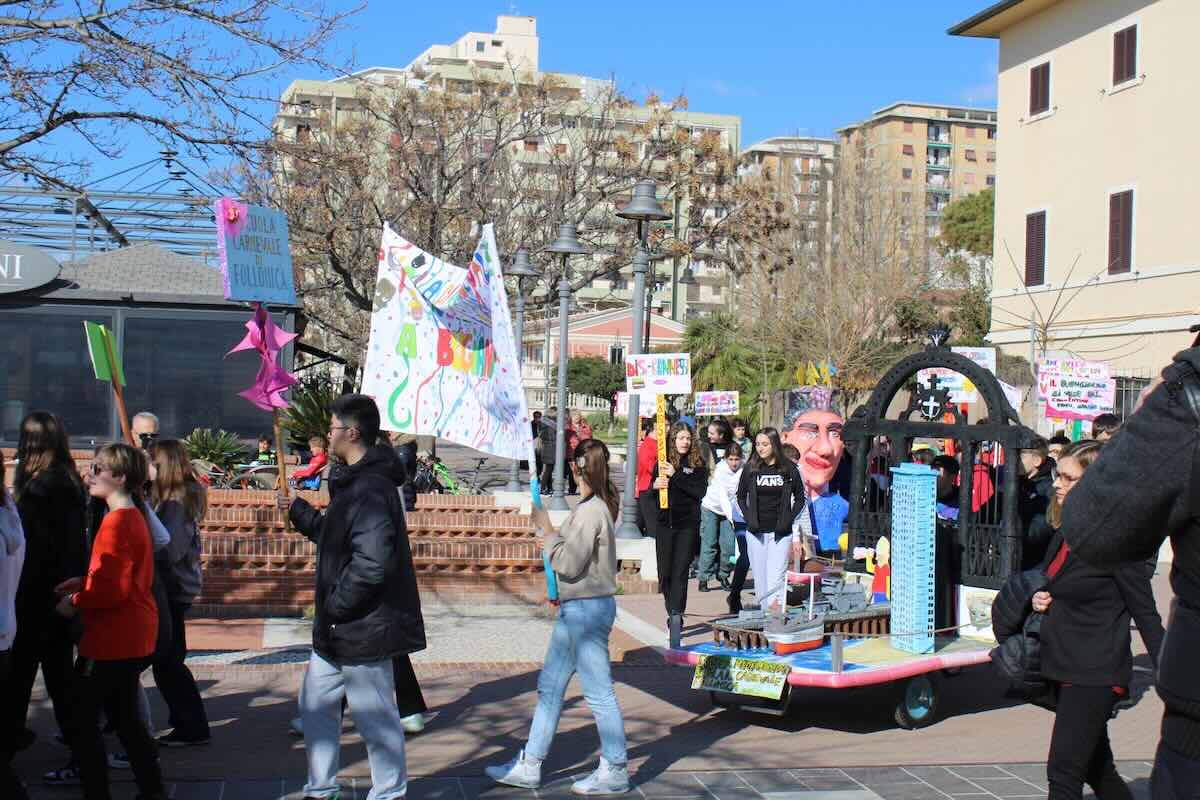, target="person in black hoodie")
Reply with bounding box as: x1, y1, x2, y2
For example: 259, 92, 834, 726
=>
650, 421, 707, 648
0, 412, 98, 797
1018, 436, 1057, 570
736, 427, 805, 614
1057, 342, 1200, 799
1032, 440, 1163, 800
281, 395, 425, 800
390, 432, 419, 512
